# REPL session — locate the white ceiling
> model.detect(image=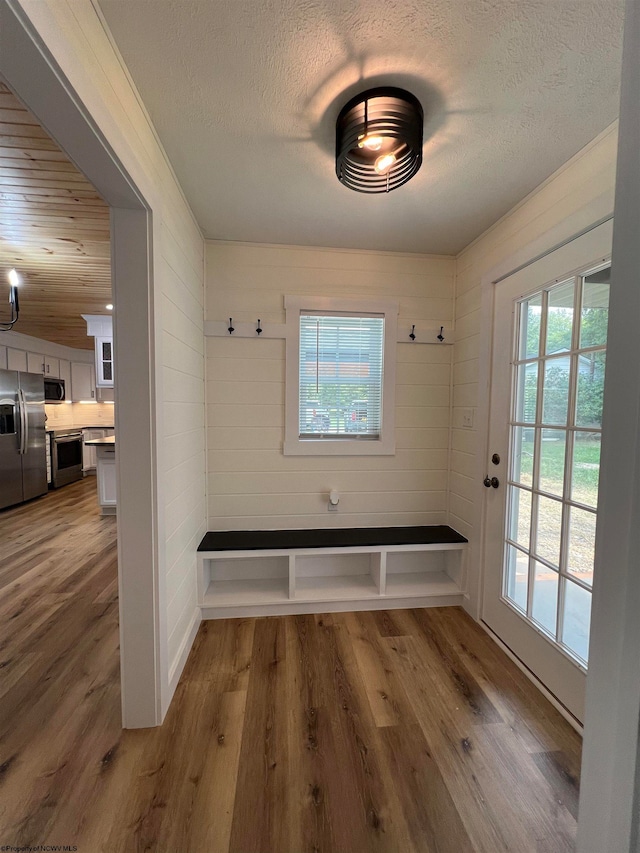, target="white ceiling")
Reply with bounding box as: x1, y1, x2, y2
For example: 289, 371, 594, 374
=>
97, 0, 624, 256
